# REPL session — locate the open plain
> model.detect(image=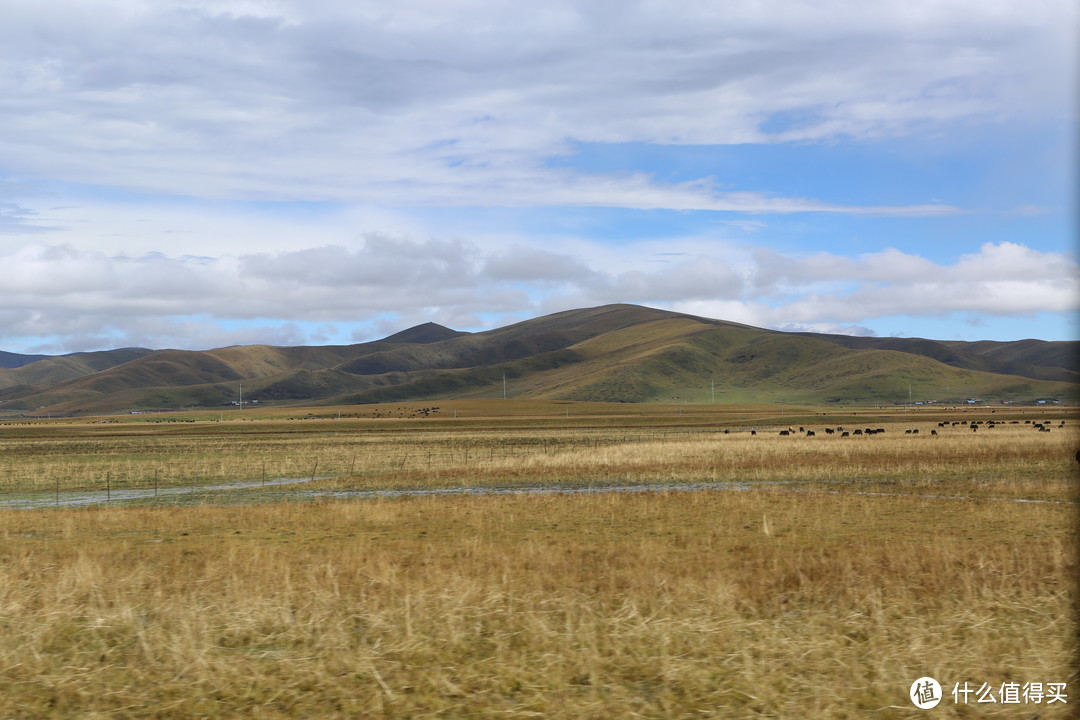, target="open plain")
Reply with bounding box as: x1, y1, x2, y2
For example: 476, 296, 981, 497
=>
1, 400, 1077, 718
